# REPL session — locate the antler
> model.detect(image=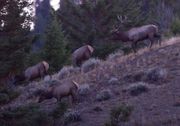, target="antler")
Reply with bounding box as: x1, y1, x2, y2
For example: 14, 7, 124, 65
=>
110, 15, 128, 33
117, 15, 129, 24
